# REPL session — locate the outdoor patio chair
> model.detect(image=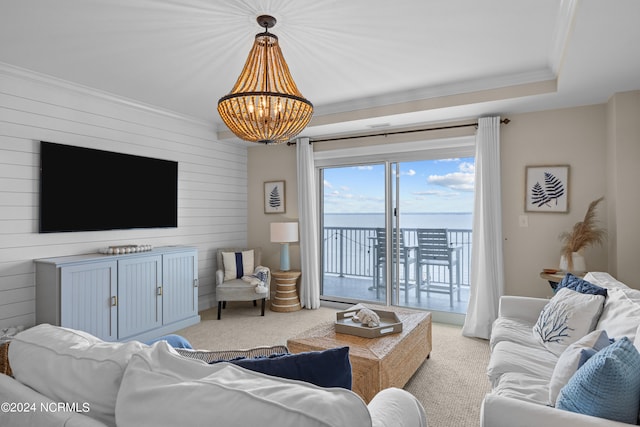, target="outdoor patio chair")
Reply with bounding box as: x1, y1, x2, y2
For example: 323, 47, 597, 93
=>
373, 228, 416, 303
415, 228, 461, 307
215, 248, 270, 319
